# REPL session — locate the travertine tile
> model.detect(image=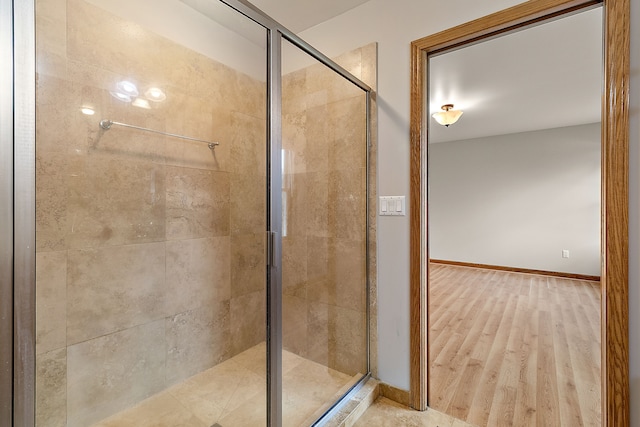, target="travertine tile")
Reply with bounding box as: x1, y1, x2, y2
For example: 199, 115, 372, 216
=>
36, 74, 82, 155
305, 302, 367, 375
228, 111, 267, 175
282, 66, 308, 107
226, 342, 268, 378
328, 96, 367, 172
306, 301, 334, 367
283, 357, 353, 403
304, 171, 330, 237
36, 0, 376, 420
36, 251, 67, 354
167, 48, 221, 102
168, 357, 262, 424
283, 294, 308, 356
166, 93, 217, 146
93, 392, 207, 427
165, 166, 230, 240
333, 49, 363, 81
66, 156, 167, 248
165, 302, 231, 385
281, 392, 330, 427
355, 397, 468, 427
329, 167, 367, 241
331, 378, 380, 427
230, 342, 305, 379
35, 0, 67, 77
61, 340, 363, 426
361, 43, 378, 91
334, 306, 367, 375
306, 243, 336, 307
217, 394, 267, 427
36, 348, 66, 427
230, 233, 266, 298
166, 236, 231, 315
282, 112, 309, 173
228, 72, 267, 121
67, 0, 170, 85
282, 235, 307, 296
165, 106, 232, 172
35, 152, 68, 252
230, 290, 265, 355
66, 321, 166, 427
334, 238, 367, 311
36, 51, 68, 79
91, 109, 169, 164
307, 238, 366, 311
303, 105, 331, 173
284, 172, 310, 238
305, 60, 361, 106
229, 172, 266, 235
66, 242, 166, 344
